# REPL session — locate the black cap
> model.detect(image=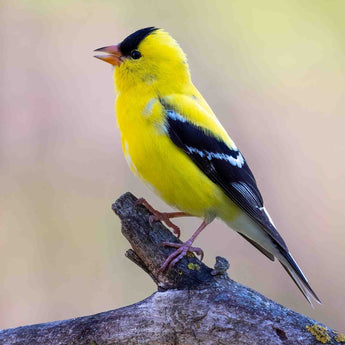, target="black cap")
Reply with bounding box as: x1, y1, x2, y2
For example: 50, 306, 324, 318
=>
120, 27, 159, 56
